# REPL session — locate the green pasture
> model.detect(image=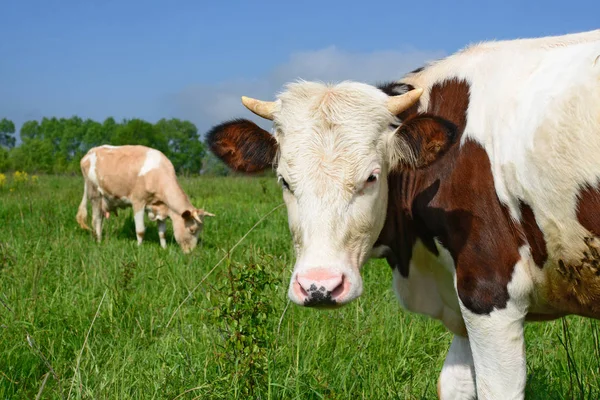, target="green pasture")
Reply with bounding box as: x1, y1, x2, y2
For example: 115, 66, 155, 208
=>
1, 175, 599, 399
